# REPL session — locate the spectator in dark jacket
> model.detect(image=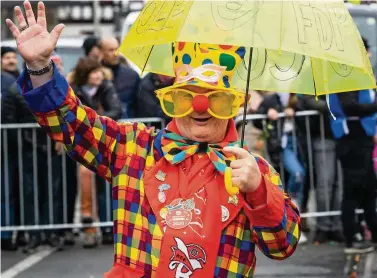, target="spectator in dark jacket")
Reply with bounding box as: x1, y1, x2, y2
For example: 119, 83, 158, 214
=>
3, 80, 64, 254
69, 57, 122, 248
299, 95, 343, 244
100, 37, 140, 118
1, 72, 17, 250
329, 88, 377, 253
1, 71, 16, 94
136, 73, 174, 129
328, 37, 377, 254
71, 58, 123, 120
